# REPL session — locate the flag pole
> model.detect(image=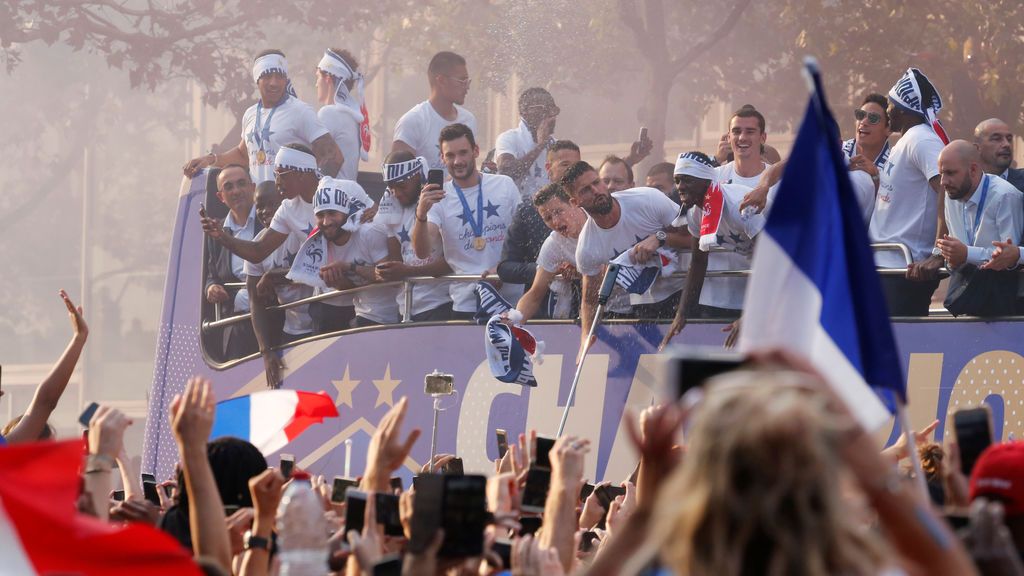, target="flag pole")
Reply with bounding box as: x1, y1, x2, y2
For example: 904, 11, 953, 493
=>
896, 399, 931, 501
557, 264, 620, 437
